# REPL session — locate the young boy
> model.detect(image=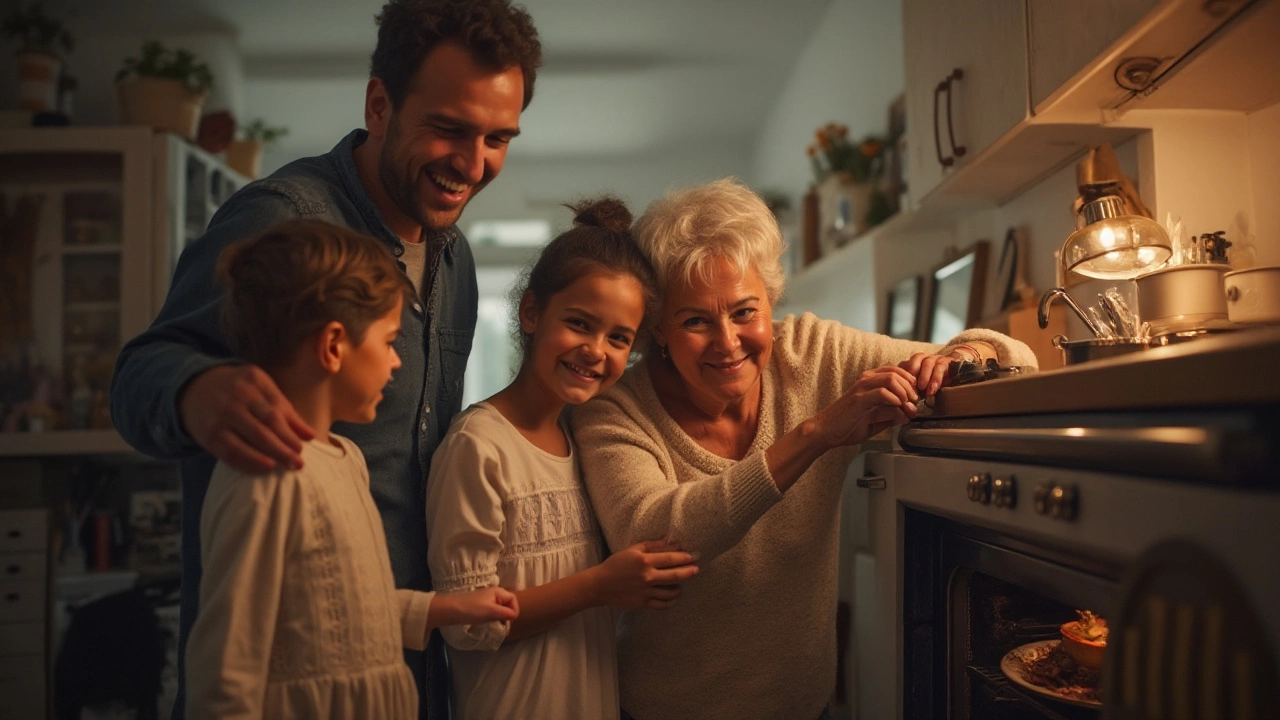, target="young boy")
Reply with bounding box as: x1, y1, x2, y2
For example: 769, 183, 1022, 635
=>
184, 219, 517, 719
